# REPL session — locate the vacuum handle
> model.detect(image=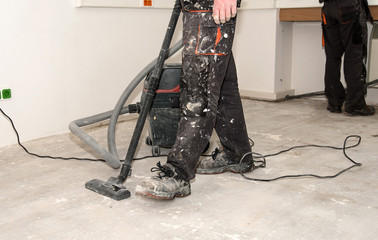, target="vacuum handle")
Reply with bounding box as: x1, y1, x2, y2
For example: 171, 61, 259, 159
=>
149, 0, 181, 84
119, 0, 182, 180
